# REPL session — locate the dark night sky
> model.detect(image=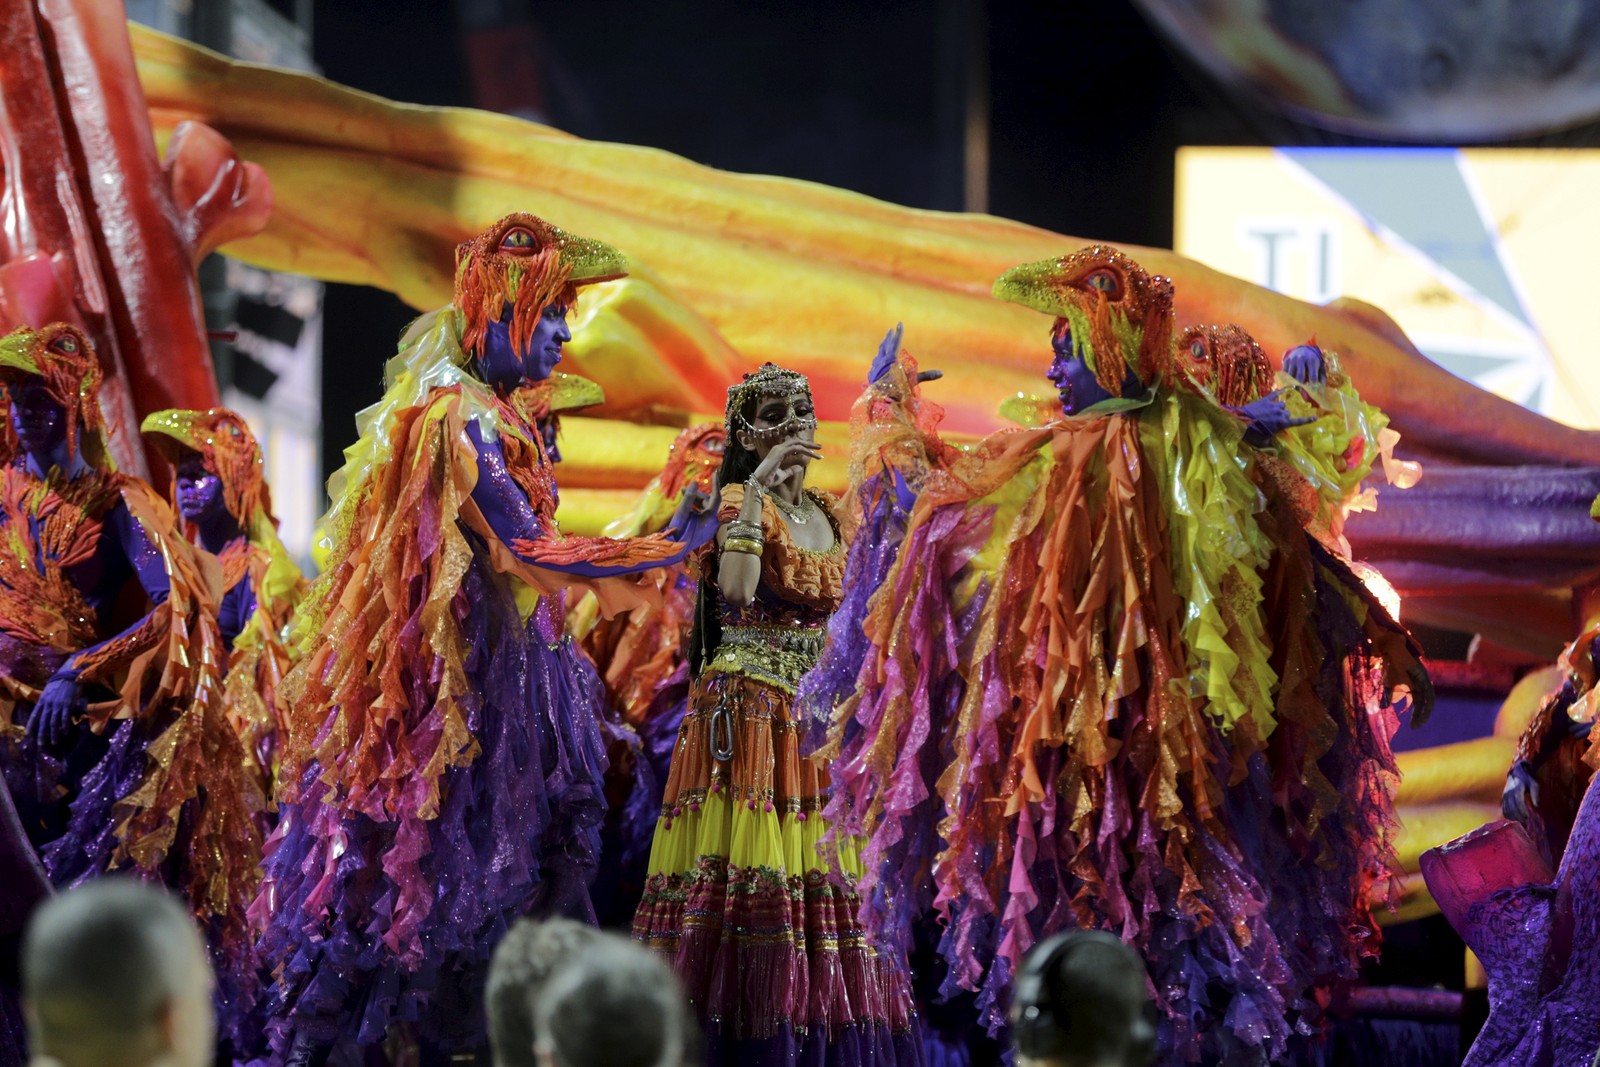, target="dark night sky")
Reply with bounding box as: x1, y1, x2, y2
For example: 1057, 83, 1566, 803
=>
309, 0, 1258, 473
